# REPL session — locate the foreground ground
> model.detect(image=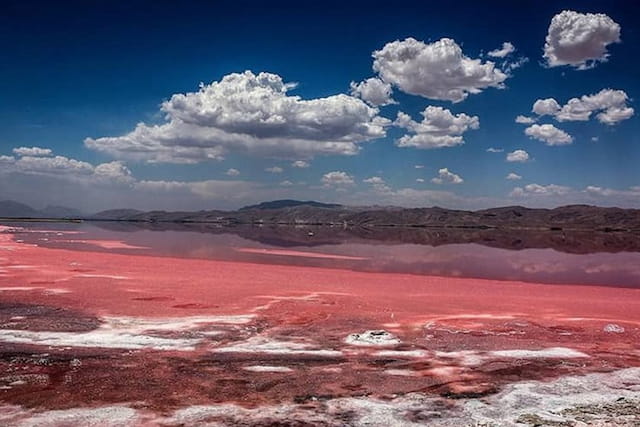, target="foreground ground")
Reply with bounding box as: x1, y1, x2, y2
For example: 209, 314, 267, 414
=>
0, 225, 639, 426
